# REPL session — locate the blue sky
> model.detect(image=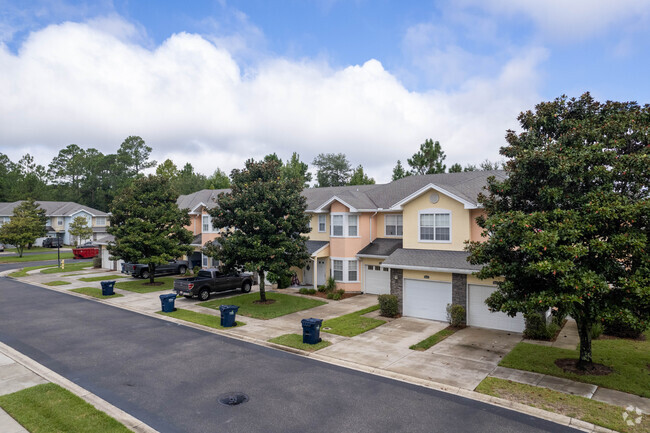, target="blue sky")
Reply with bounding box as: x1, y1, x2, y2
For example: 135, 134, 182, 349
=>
1, 0, 649, 182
